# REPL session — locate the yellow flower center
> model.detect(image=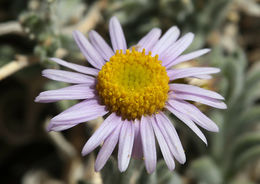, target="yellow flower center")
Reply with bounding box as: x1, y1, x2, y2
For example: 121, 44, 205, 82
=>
96, 48, 169, 120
